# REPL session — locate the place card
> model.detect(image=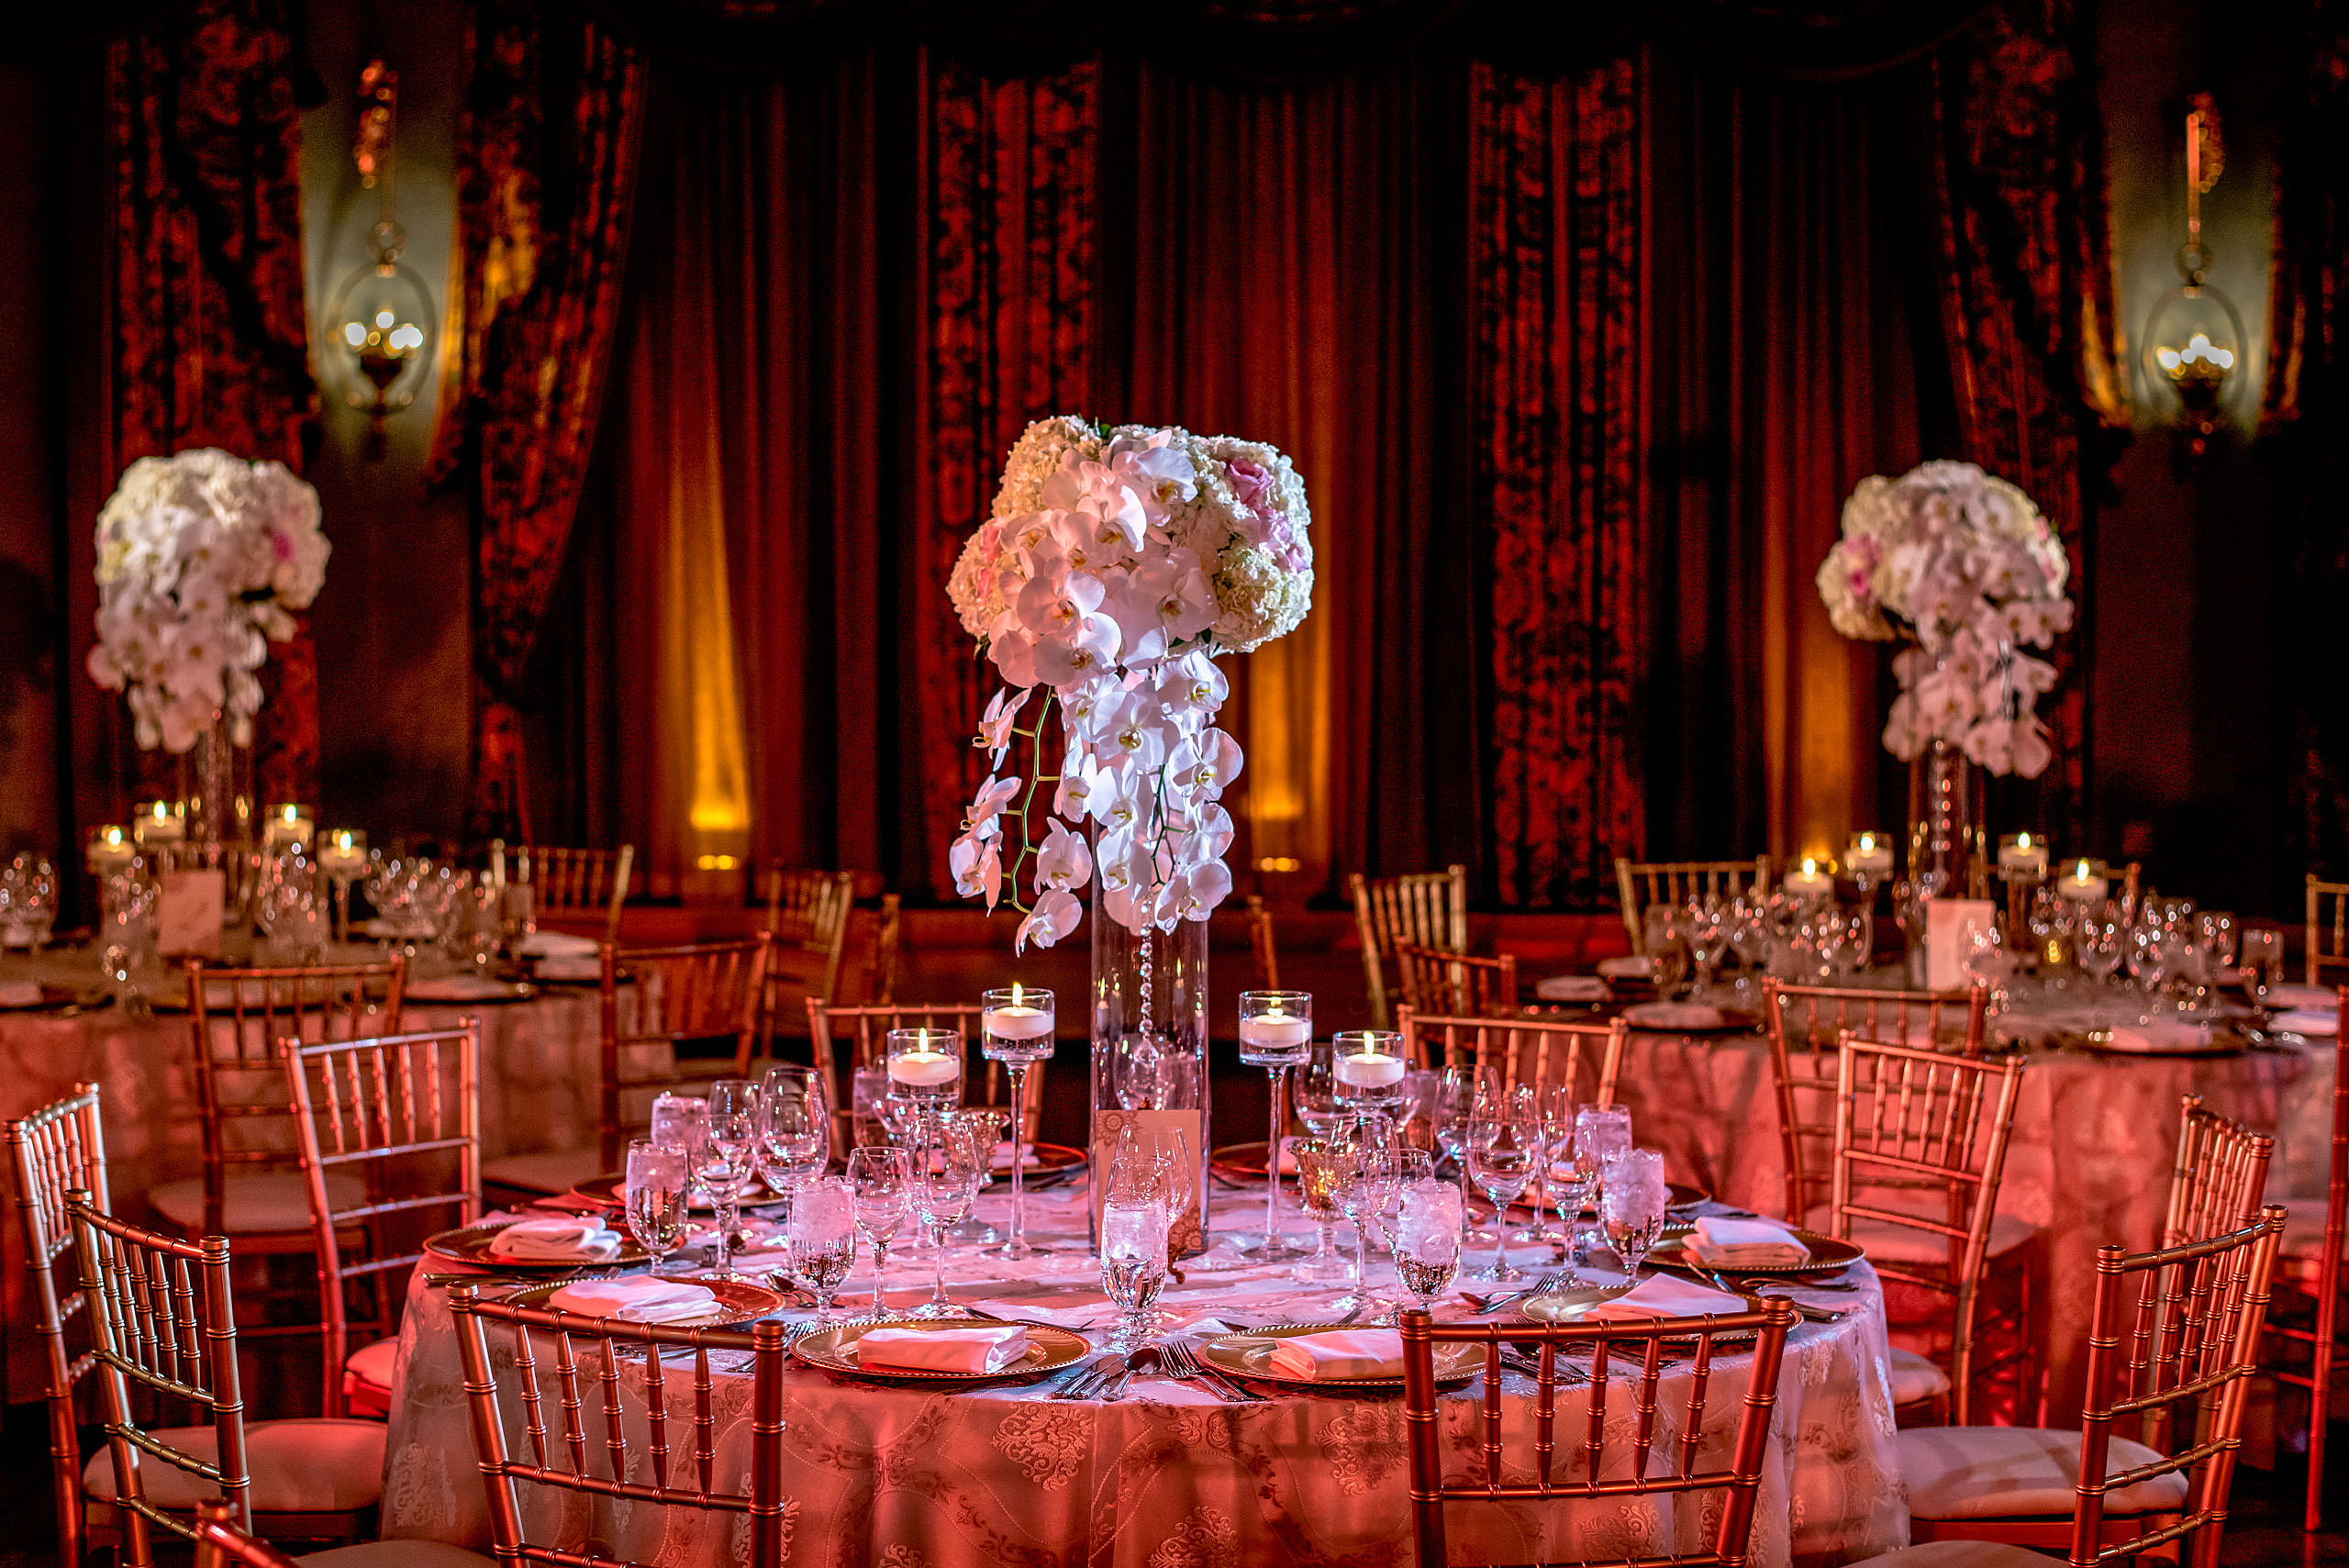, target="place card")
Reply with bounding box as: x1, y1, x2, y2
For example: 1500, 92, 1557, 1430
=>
156, 869, 227, 958
1924, 898, 1996, 993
